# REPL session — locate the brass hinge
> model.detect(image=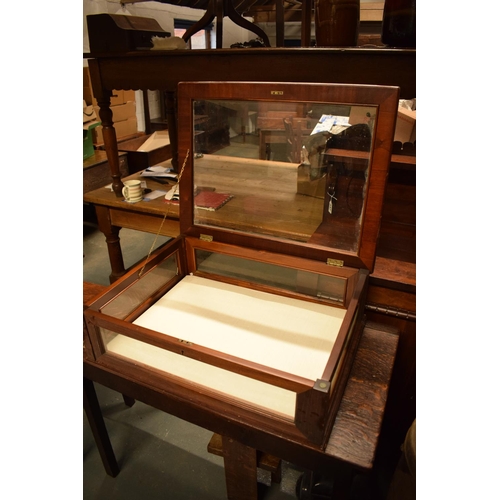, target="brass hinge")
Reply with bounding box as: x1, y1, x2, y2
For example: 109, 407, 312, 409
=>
200, 234, 213, 242
327, 258, 344, 267
365, 303, 416, 321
